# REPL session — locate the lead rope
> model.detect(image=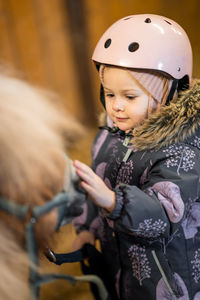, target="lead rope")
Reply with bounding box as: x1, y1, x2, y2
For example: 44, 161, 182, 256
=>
44, 246, 110, 300
74, 275, 109, 300
26, 218, 109, 300
25, 200, 109, 300
32, 273, 109, 300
